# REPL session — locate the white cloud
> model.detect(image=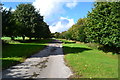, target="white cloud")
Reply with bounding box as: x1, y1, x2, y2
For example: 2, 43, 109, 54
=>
32, 0, 77, 33
33, 0, 65, 17
66, 2, 77, 8
32, 0, 78, 18
49, 17, 75, 33
66, 0, 78, 9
